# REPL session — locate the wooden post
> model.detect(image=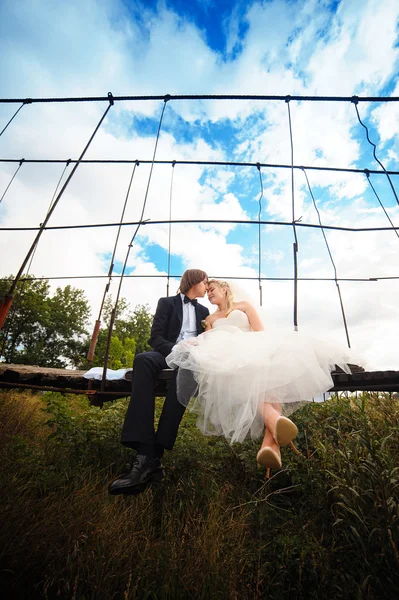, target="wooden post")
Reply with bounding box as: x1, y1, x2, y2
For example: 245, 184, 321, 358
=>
87, 320, 101, 362
0, 294, 14, 329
